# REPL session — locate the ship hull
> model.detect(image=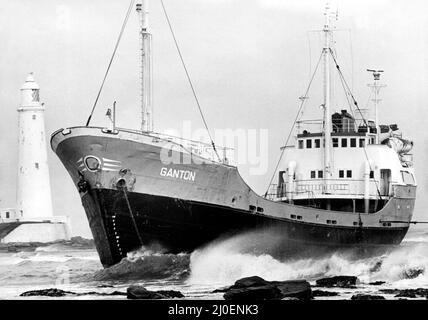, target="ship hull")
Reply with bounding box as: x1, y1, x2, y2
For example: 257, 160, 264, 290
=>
84, 188, 409, 267
51, 127, 416, 267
